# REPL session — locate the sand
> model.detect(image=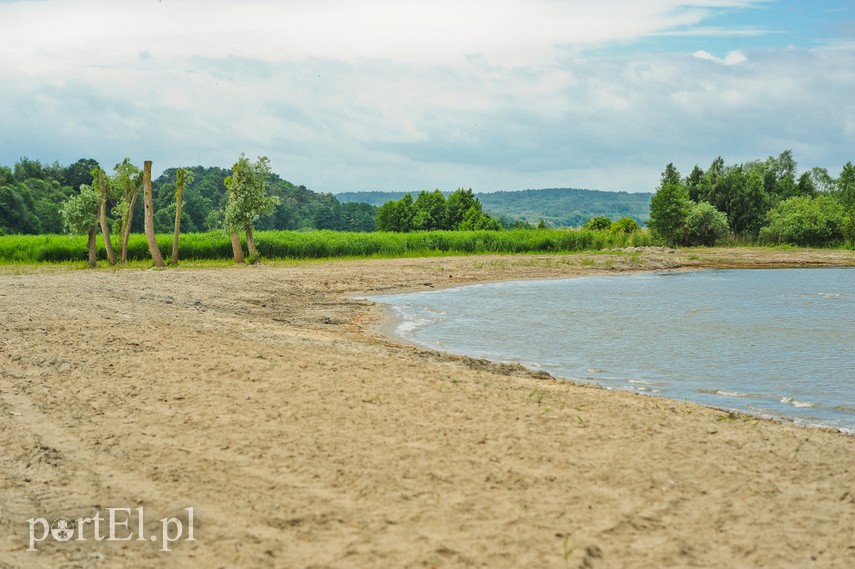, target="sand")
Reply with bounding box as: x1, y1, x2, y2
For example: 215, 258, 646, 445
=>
1, 247, 854, 568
